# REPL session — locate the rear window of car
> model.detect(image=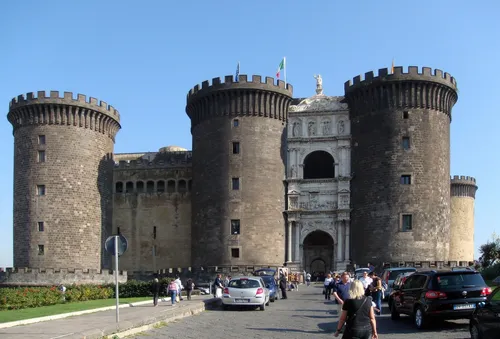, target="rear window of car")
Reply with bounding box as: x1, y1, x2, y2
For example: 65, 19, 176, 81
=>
389, 269, 416, 280
228, 279, 261, 289
261, 276, 275, 284
435, 273, 486, 290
